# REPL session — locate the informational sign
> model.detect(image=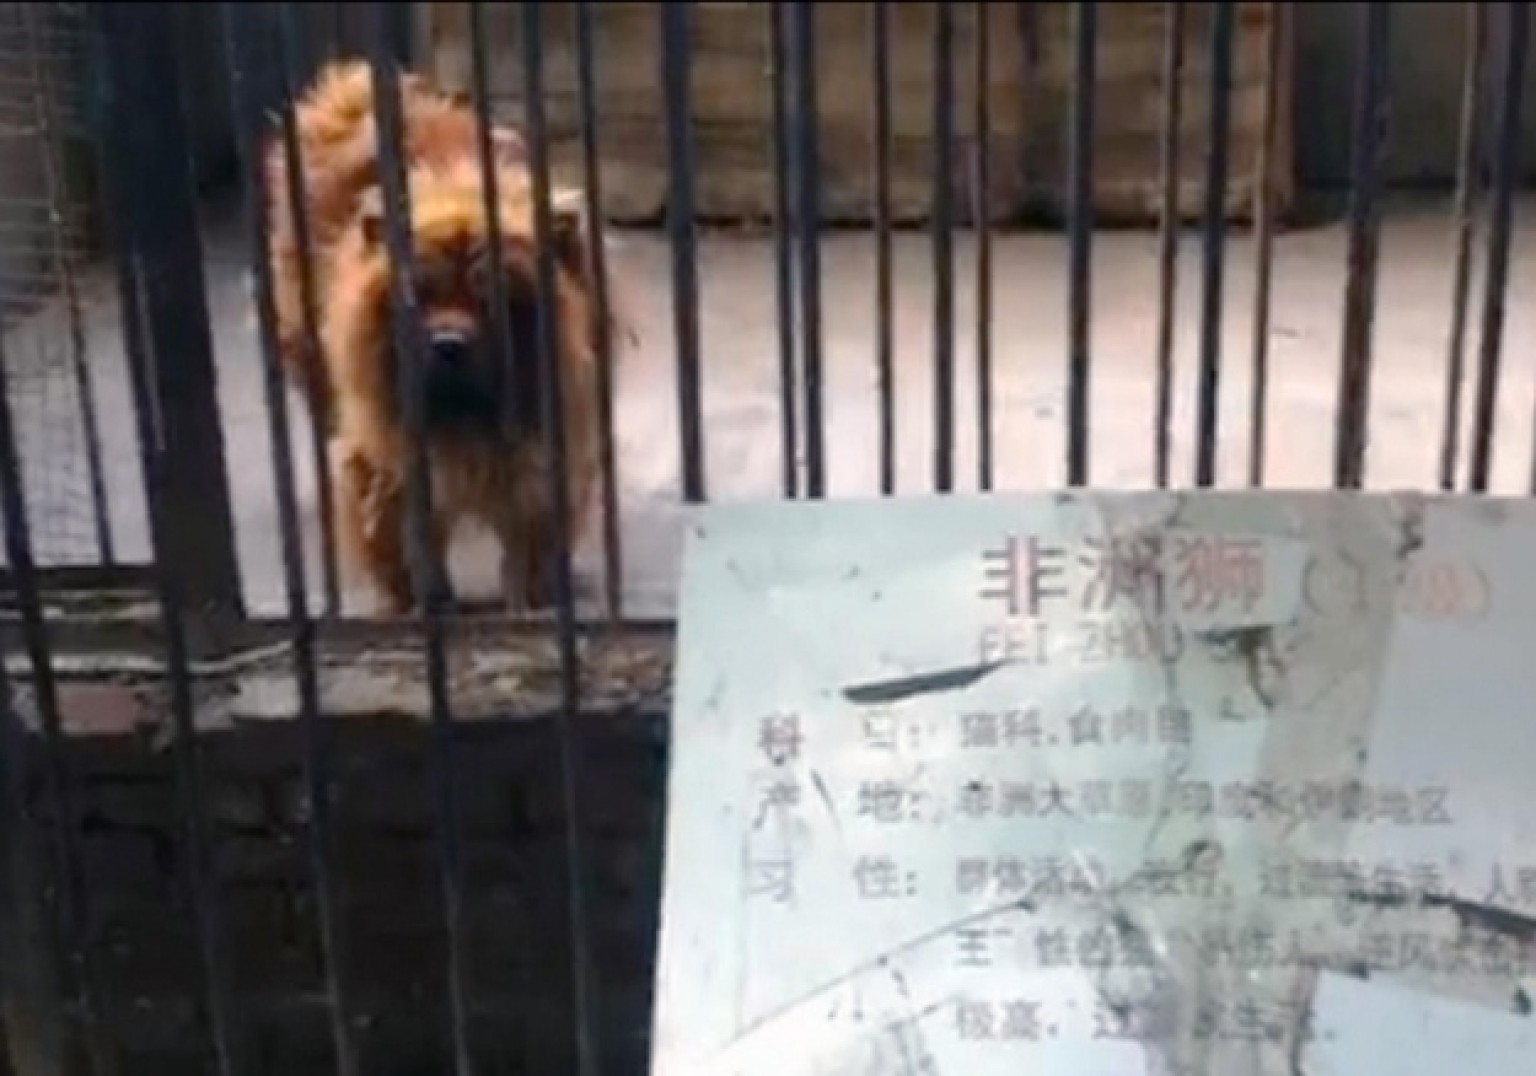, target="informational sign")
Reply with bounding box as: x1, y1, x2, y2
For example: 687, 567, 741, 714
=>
651, 492, 1536, 1076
